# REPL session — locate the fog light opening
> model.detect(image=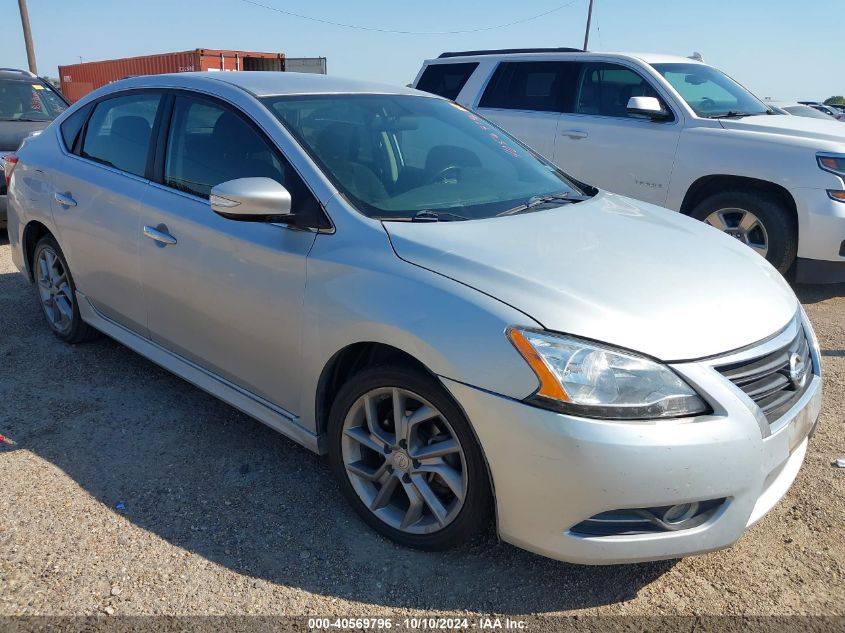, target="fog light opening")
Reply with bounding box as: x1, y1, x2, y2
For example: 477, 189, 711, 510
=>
662, 502, 700, 526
